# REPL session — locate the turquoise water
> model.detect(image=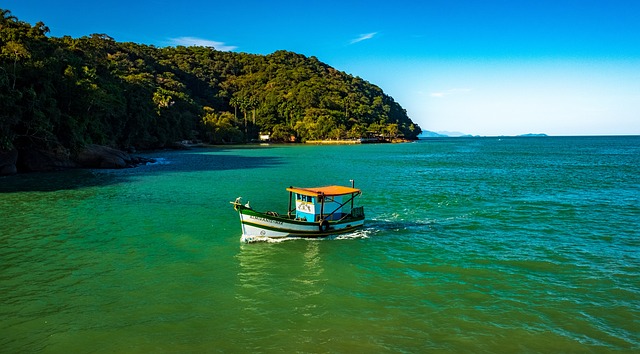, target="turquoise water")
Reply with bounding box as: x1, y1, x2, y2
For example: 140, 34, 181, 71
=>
1, 136, 639, 353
